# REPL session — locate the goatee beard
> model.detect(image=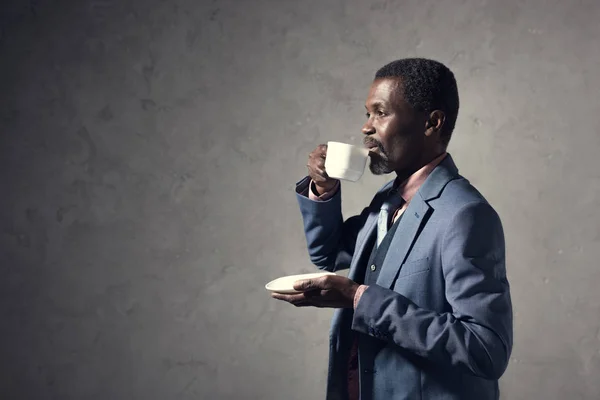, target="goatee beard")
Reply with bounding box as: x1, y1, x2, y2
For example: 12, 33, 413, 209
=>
364, 138, 393, 175
368, 154, 393, 175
